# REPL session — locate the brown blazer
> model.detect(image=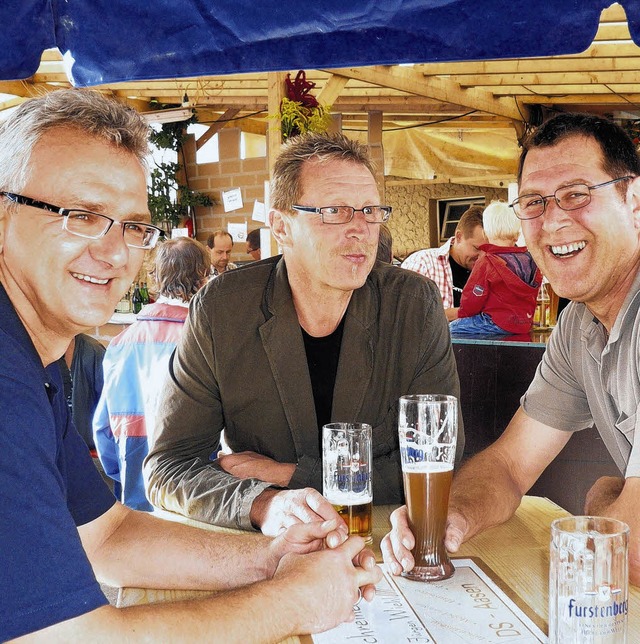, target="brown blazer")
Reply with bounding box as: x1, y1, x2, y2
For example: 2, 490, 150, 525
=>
145, 256, 463, 529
